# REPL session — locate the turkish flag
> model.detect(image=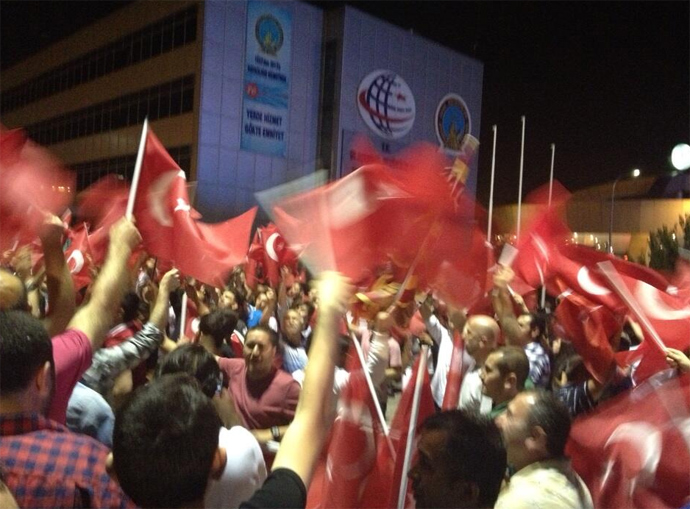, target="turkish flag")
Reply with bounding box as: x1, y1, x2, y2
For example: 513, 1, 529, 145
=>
246, 223, 298, 288
554, 288, 622, 383
598, 261, 690, 384
0, 126, 75, 251
274, 143, 455, 285
360, 353, 435, 508
64, 224, 93, 291
511, 210, 570, 290
567, 371, 690, 508
133, 128, 256, 286
307, 370, 385, 509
